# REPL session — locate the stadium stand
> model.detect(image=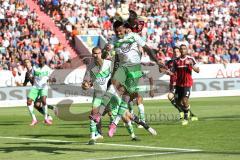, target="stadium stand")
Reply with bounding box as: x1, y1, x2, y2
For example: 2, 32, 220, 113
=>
36, 0, 239, 65
0, 0, 239, 75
